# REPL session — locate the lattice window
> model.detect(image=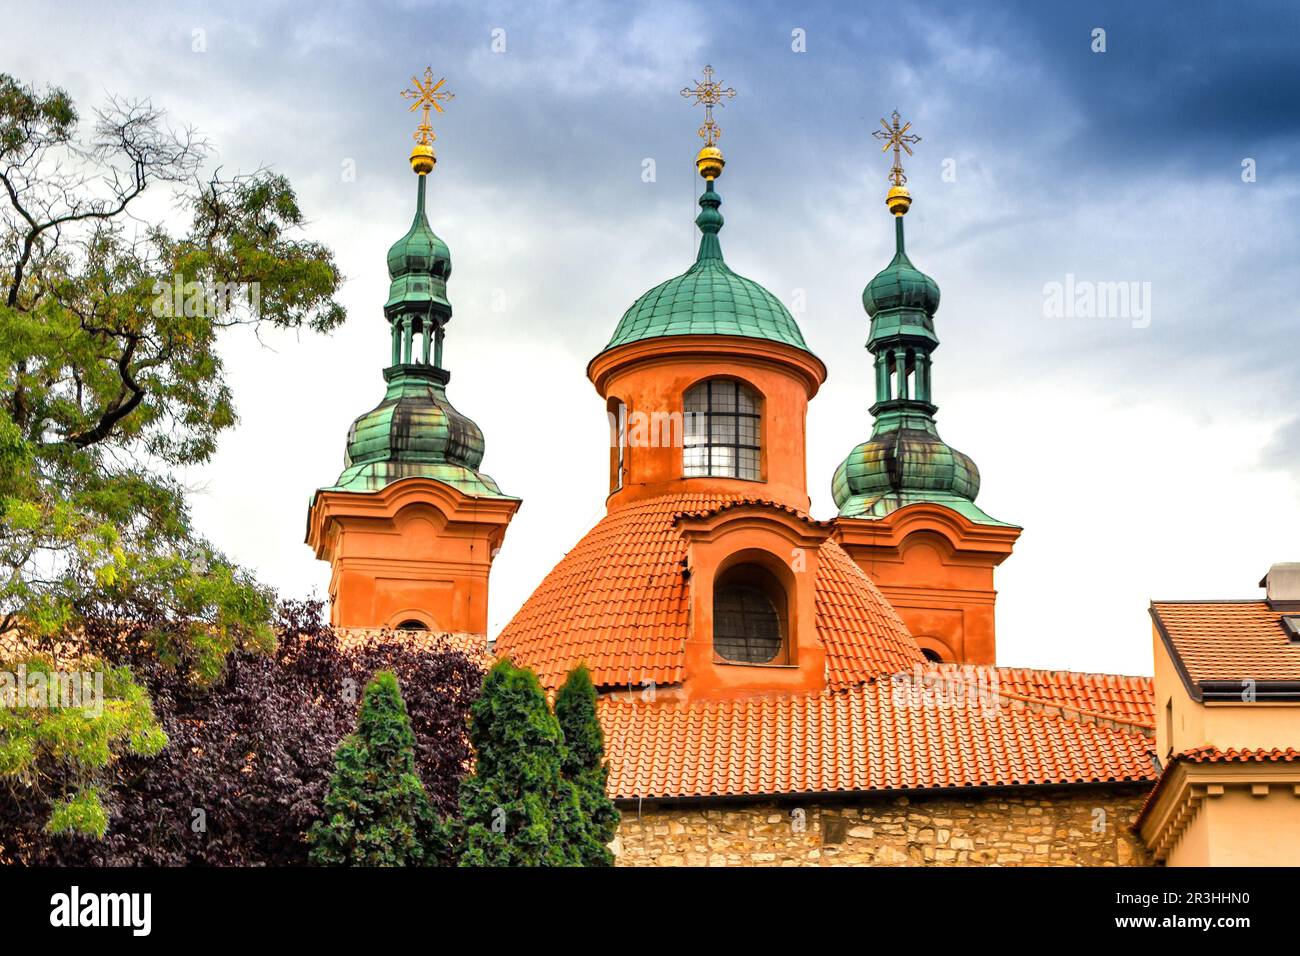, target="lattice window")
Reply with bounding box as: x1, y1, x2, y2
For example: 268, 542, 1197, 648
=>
713, 582, 783, 664
683, 379, 761, 480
